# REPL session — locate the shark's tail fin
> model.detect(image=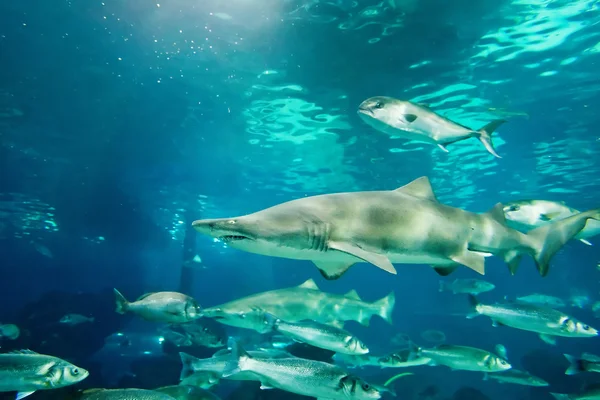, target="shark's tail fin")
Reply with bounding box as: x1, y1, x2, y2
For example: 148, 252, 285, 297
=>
372, 291, 395, 325
526, 208, 600, 277
113, 289, 129, 314
474, 119, 506, 158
